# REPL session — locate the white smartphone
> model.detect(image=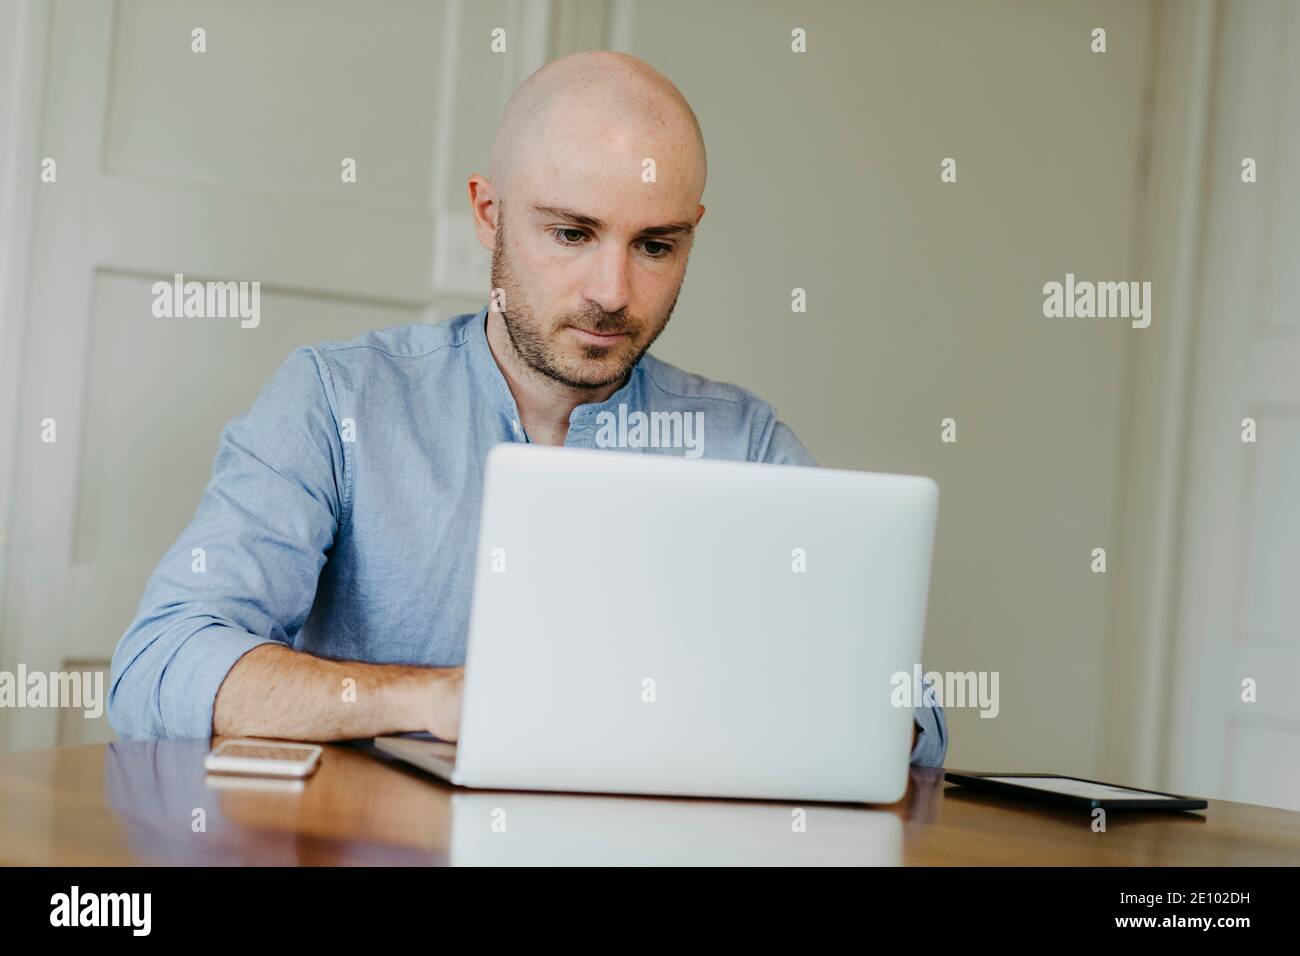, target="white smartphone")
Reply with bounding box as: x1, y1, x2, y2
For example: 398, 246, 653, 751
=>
204, 739, 322, 778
